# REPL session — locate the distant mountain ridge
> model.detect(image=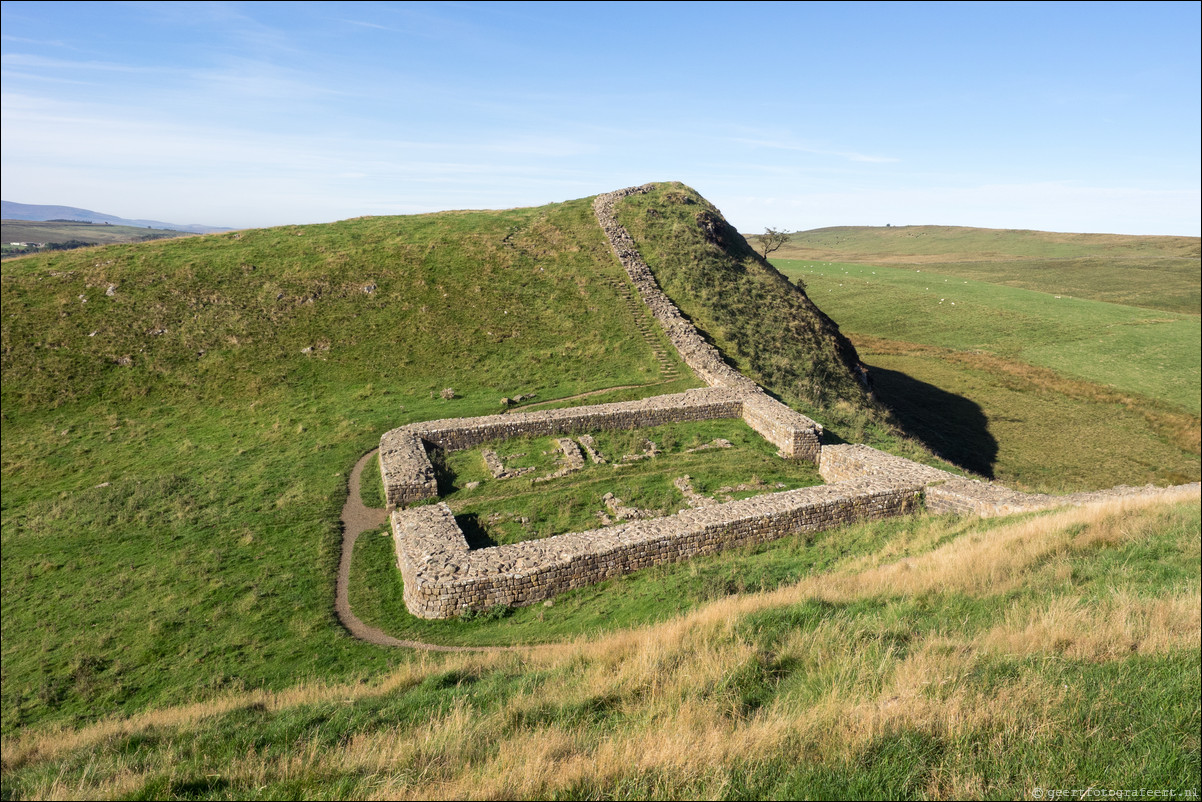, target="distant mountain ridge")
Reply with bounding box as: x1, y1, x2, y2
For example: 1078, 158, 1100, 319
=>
1, 201, 230, 234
